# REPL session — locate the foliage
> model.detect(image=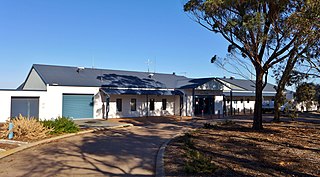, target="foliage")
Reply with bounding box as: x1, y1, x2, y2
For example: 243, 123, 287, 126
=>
316, 84, 320, 105
0, 115, 52, 141
182, 132, 195, 149
42, 117, 79, 134
203, 122, 216, 129
184, 0, 320, 130
282, 101, 299, 120
296, 83, 316, 111
185, 149, 218, 174
181, 132, 218, 174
